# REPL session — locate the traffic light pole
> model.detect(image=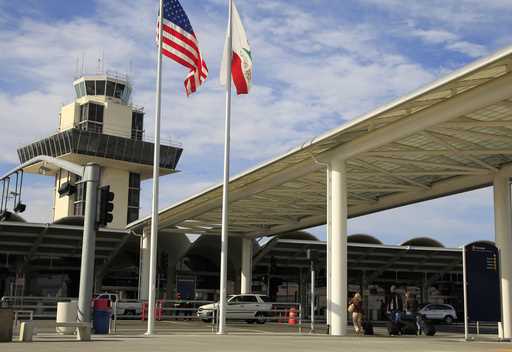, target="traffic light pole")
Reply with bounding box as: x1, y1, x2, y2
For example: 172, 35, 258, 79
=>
0, 157, 100, 340
77, 163, 100, 339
